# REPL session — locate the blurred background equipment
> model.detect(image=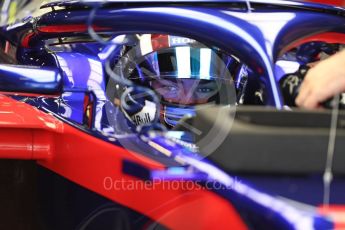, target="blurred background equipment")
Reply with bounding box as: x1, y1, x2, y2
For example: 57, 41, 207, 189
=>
0, 0, 46, 26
